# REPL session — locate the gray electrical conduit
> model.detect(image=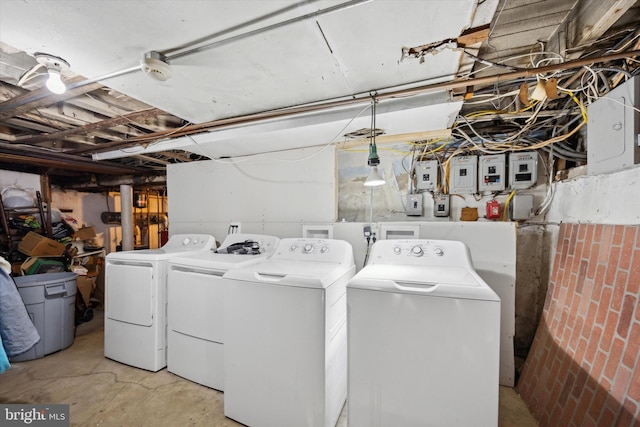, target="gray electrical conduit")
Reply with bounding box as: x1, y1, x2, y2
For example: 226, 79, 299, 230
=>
0, 0, 373, 112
